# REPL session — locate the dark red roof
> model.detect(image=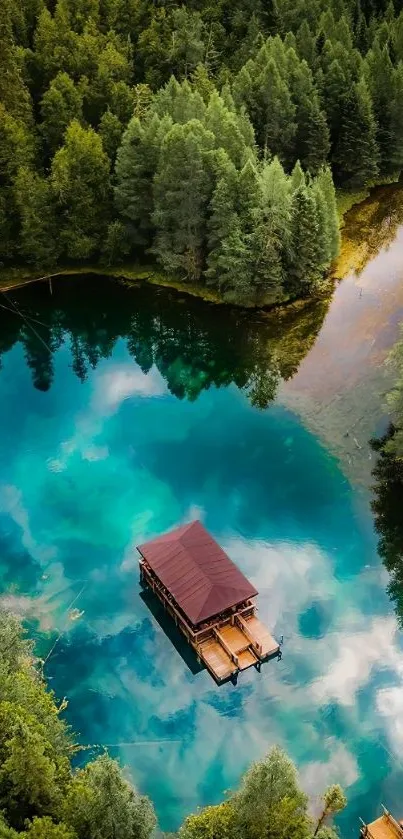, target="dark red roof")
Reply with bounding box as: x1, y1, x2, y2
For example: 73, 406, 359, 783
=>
137, 521, 257, 626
